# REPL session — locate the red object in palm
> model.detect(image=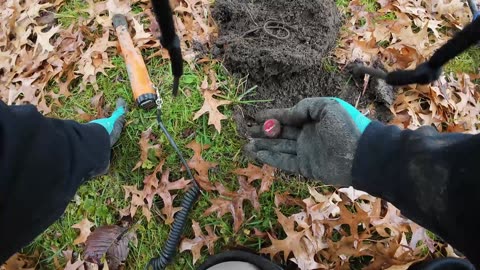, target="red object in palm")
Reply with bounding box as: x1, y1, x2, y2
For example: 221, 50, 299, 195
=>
263, 119, 281, 138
